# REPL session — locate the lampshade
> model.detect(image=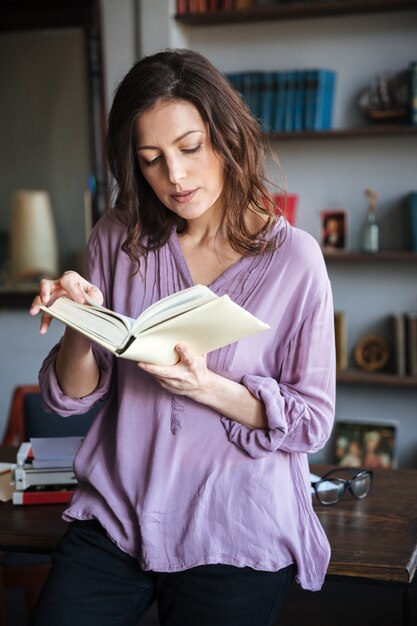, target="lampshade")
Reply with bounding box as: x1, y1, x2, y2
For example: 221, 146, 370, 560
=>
9, 189, 59, 282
